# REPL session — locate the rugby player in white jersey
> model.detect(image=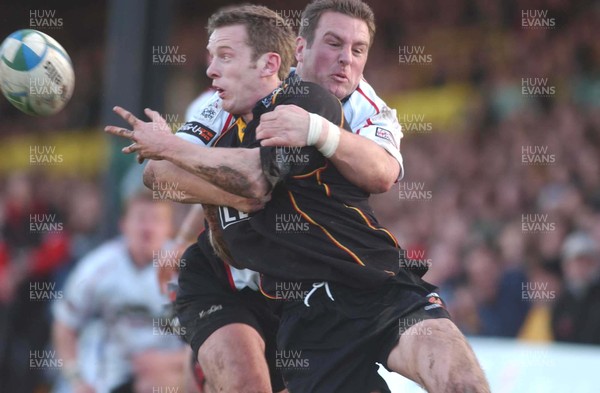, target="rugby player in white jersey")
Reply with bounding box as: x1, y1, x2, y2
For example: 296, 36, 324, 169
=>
52, 191, 188, 393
